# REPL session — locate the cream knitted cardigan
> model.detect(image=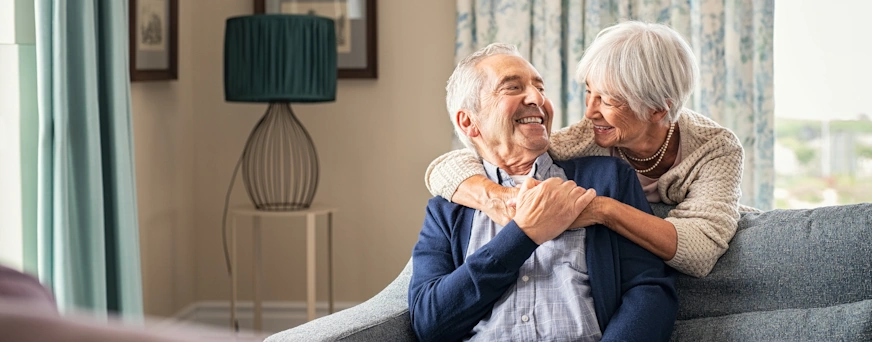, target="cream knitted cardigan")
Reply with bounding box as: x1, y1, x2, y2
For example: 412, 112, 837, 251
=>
425, 109, 745, 277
